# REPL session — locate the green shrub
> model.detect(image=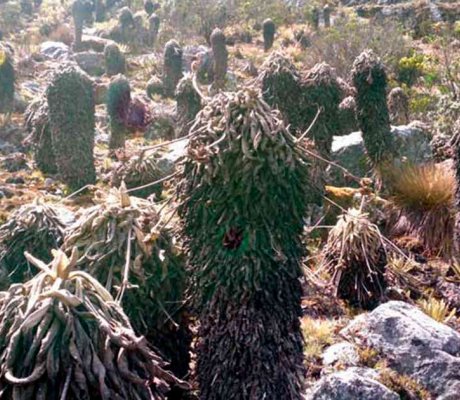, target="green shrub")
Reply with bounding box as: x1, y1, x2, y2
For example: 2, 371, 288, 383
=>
409, 92, 436, 116
306, 17, 408, 78
397, 53, 427, 86
454, 21, 460, 39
